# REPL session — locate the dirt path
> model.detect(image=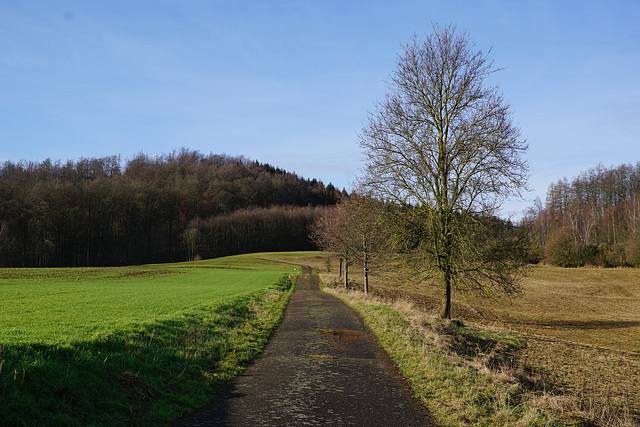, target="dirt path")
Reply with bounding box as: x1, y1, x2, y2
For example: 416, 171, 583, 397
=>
173, 266, 434, 426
